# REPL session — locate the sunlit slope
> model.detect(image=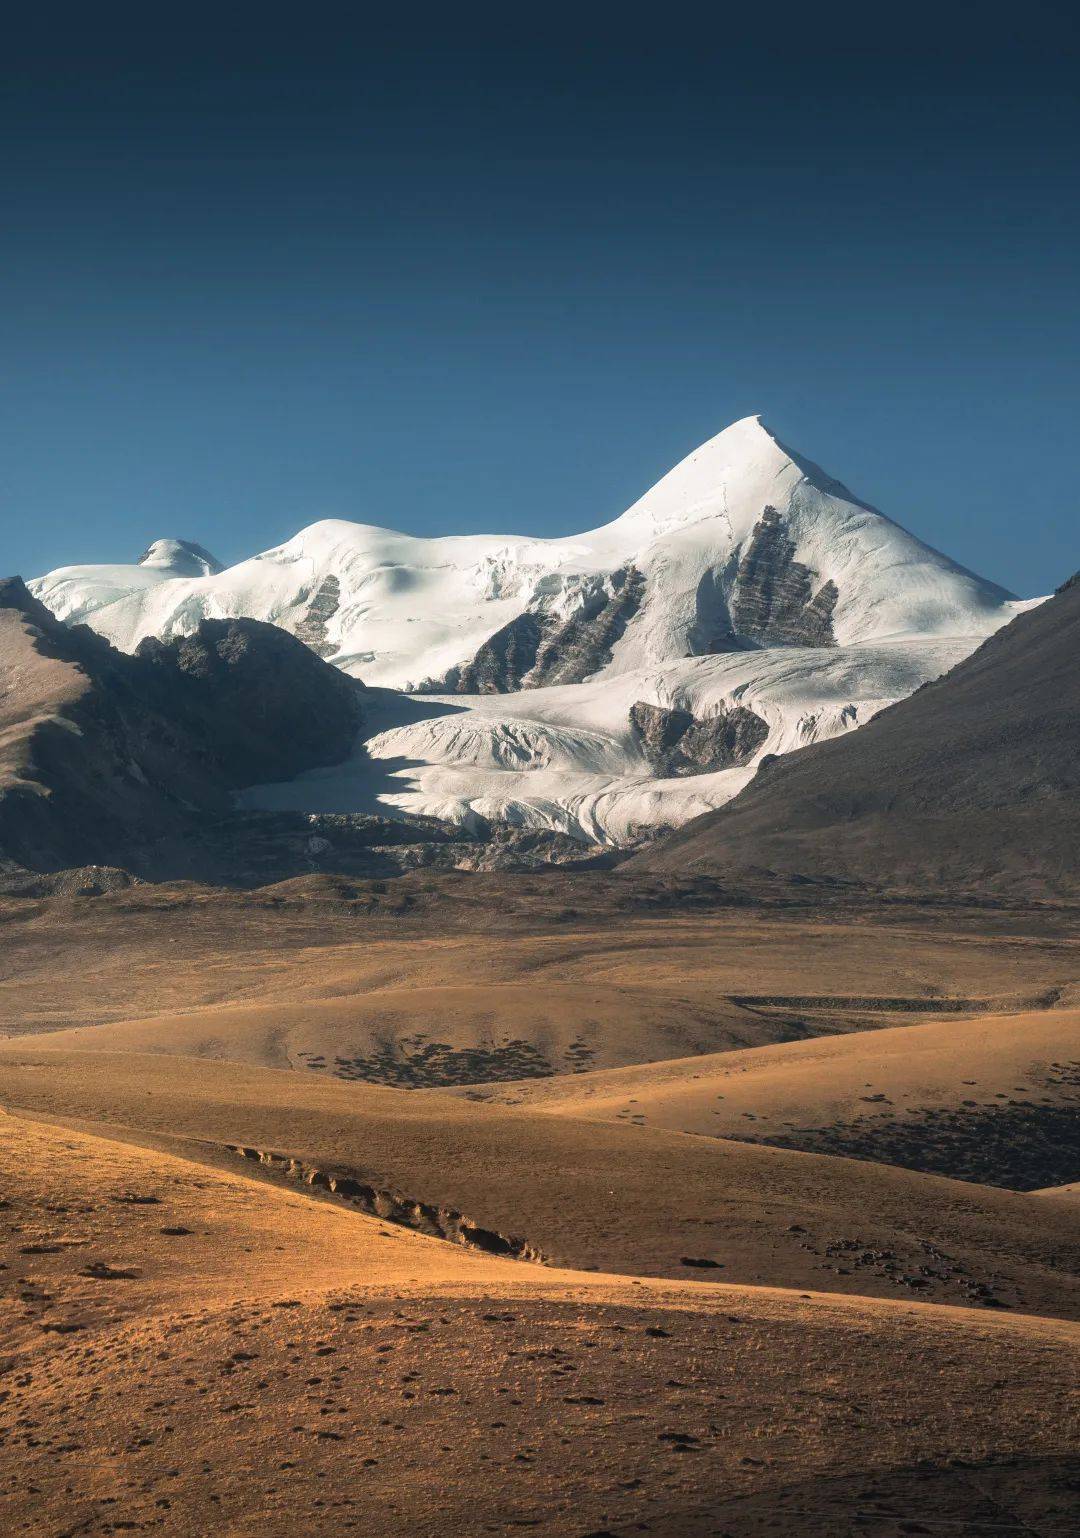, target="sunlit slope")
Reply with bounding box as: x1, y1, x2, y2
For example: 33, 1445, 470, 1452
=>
2, 1107, 1078, 1538
6, 897, 1077, 1081
1, 1044, 1077, 1318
